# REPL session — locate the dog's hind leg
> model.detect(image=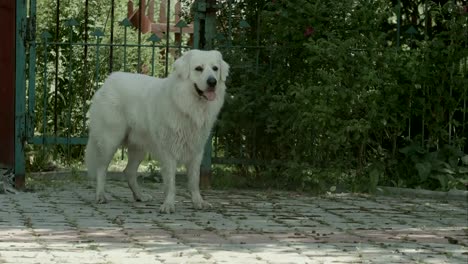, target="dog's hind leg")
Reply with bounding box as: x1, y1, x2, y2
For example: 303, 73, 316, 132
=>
125, 145, 152, 202
86, 132, 123, 204
85, 137, 105, 202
